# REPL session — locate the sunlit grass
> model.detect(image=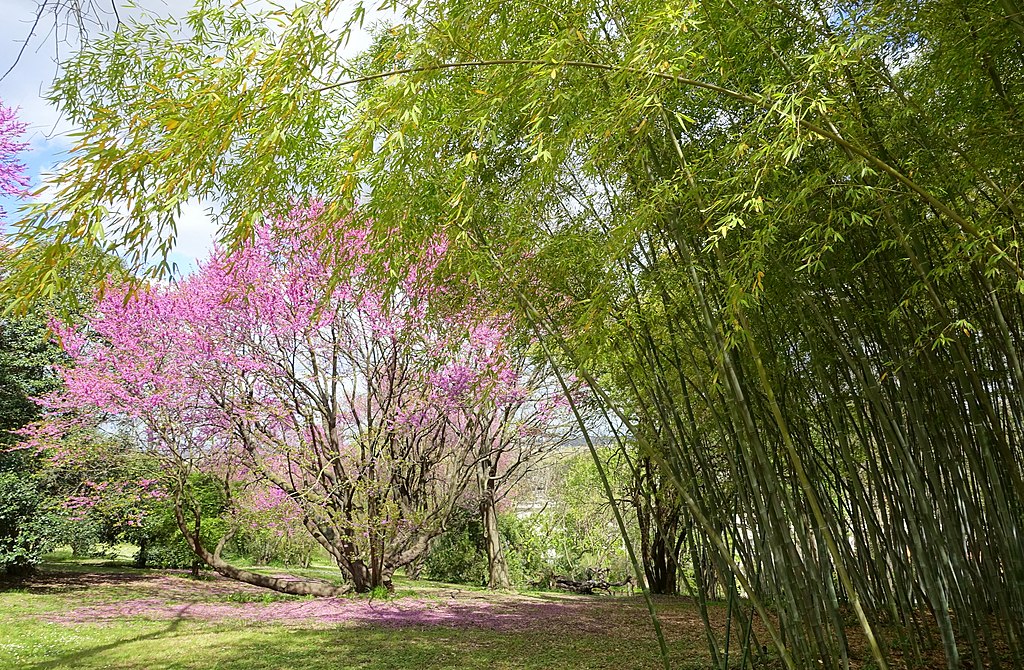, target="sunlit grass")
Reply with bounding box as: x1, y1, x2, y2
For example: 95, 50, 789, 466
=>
0, 617, 664, 670
0, 563, 722, 670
